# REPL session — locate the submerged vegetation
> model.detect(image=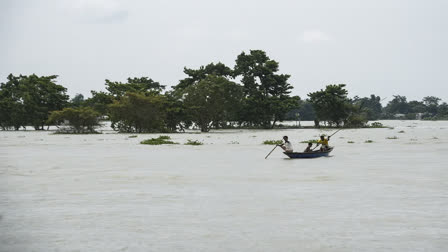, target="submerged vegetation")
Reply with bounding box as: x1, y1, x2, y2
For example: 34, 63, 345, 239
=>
140, 136, 178, 145
184, 139, 203, 145
386, 136, 399, 139
263, 140, 283, 145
